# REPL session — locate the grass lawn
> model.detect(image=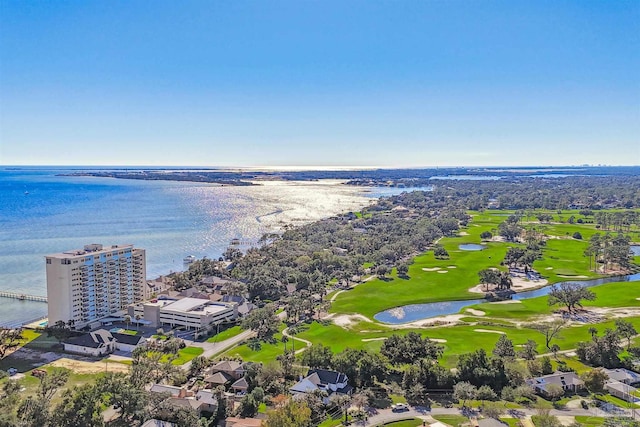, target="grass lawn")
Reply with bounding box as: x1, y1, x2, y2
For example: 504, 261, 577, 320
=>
471, 280, 640, 320
232, 311, 640, 367
290, 315, 640, 368
390, 394, 408, 404
597, 394, 640, 409
499, 418, 521, 427
223, 323, 288, 363
375, 420, 424, 426
432, 415, 469, 427
574, 416, 605, 426
0, 366, 99, 406
330, 210, 620, 319
206, 325, 243, 343
161, 346, 204, 365
317, 417, 344, 427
